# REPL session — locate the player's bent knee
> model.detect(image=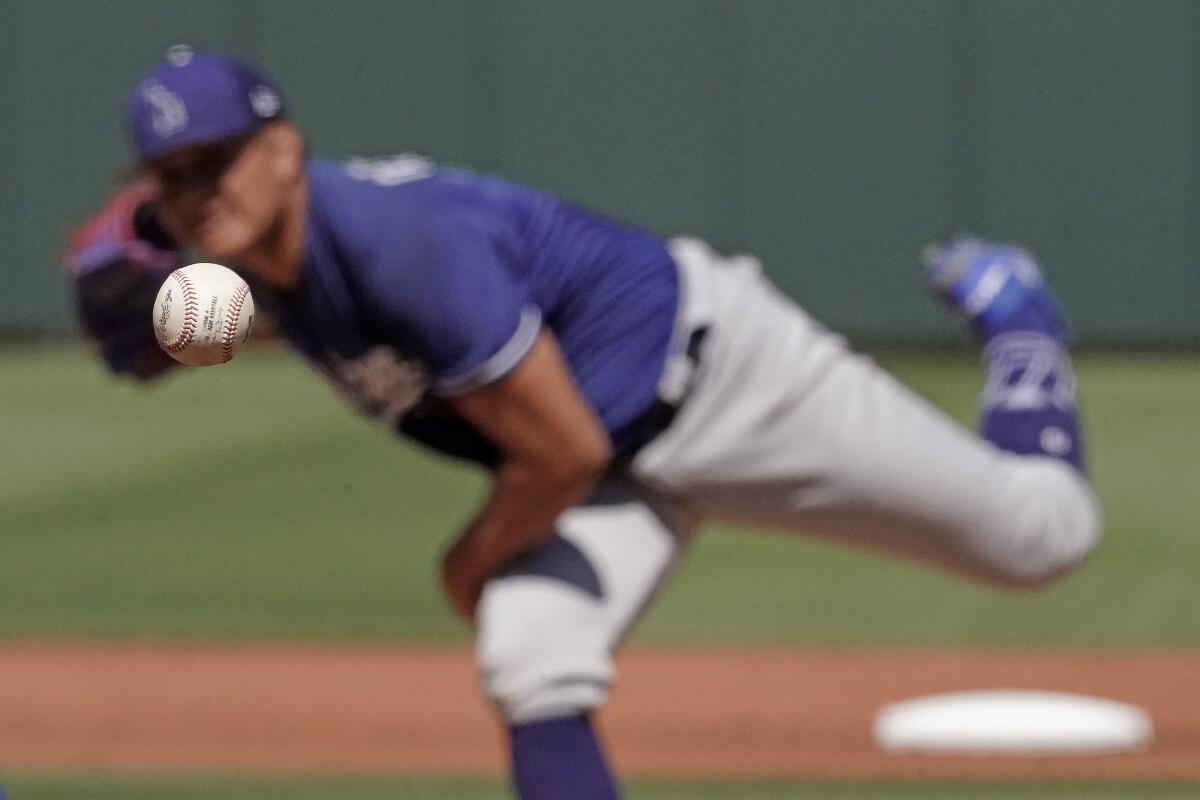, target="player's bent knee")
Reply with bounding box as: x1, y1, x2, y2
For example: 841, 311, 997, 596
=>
477, 628, 612, 724
475, 581, 614, 725
983, 458, 1102, 590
